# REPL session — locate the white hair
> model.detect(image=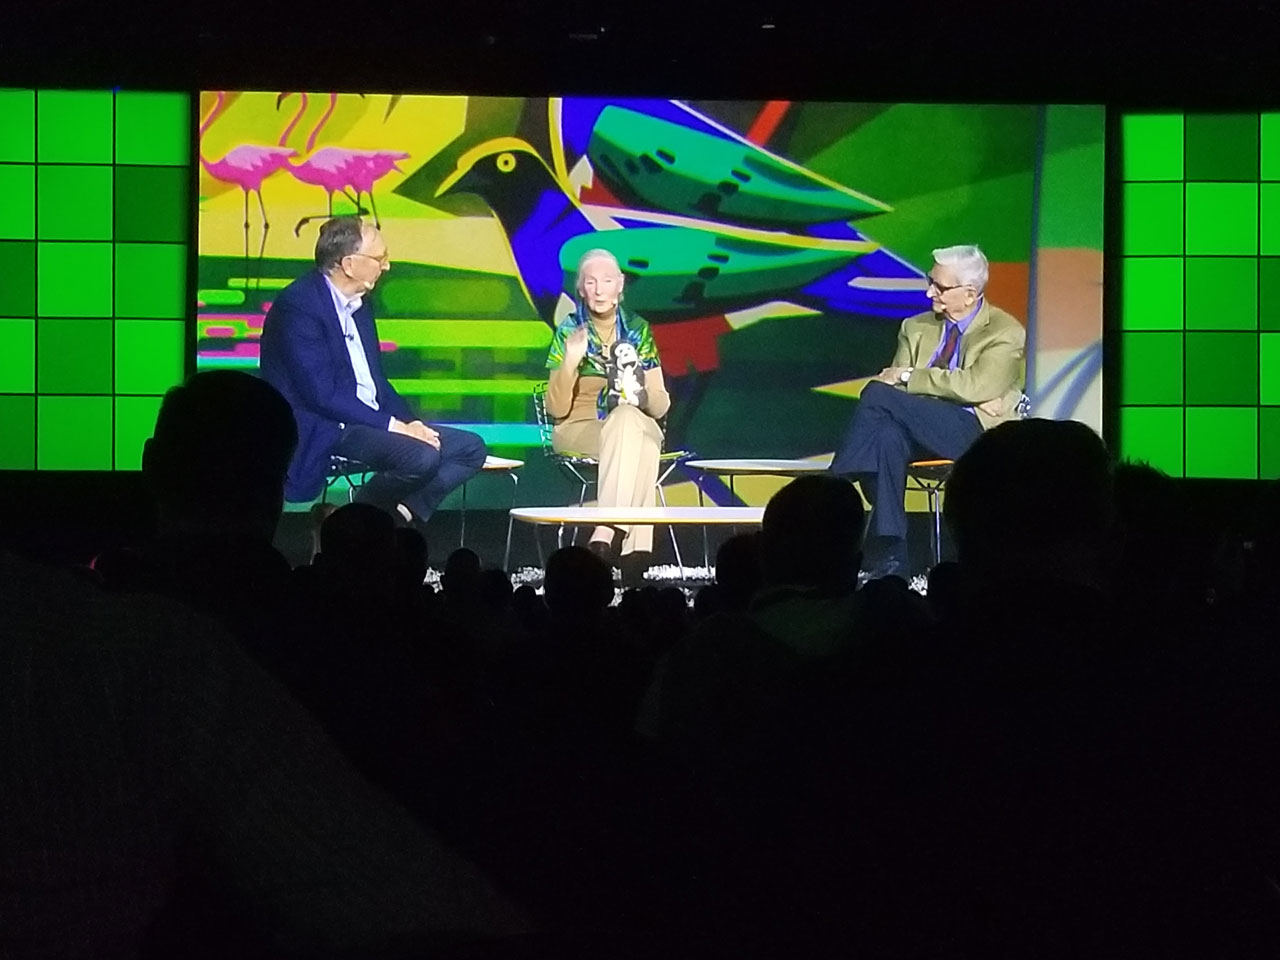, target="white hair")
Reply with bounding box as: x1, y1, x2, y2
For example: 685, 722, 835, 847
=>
931, 244, 989, 294
575, 248, 624, 296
